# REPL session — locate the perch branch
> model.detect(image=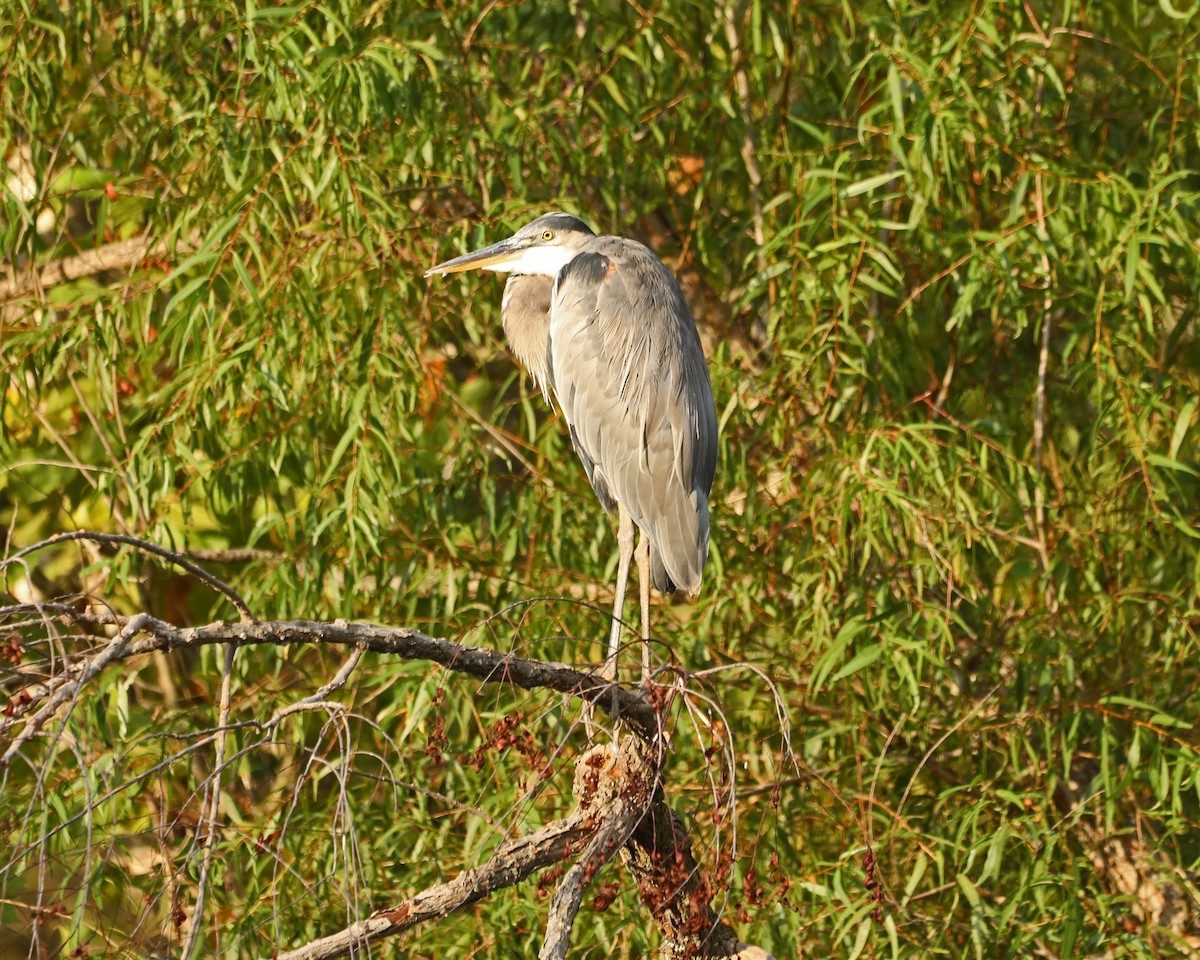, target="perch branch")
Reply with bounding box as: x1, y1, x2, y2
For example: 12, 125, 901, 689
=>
1, 599, 772, 960
541, 740, 660, 959
0, 618, 661, 751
